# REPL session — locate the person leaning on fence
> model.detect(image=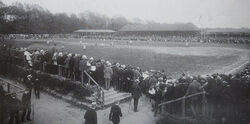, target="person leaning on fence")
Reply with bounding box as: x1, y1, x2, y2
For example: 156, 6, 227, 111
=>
84, 102, 97, 124
109, 101, 122, 124
184, 77, 202, 118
